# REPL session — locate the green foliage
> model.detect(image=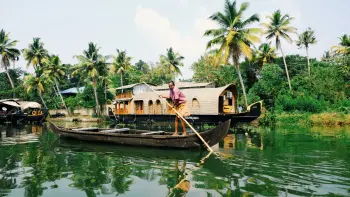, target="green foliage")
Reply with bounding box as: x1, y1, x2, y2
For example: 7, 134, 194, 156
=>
160, 47, 184, 80
146, 63, 173, 85
135, 60, 150, 74
191, 56, 238, 87
275, 113, 312, 126
247, 64, 286, 108
63, 85, 114, 109
331, 99, 350, 114
22, 37, 49, 76
296, 28, 317, 50
259, 110, 276, 126
308, 62, 346, 102
0, 69, 25, 98
0, 29, 21, 71
275, 55, 314, 77
275, 93, 328, 113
